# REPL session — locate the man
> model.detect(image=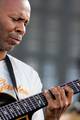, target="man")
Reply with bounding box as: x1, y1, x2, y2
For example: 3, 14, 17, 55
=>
0, 0, 73, 120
